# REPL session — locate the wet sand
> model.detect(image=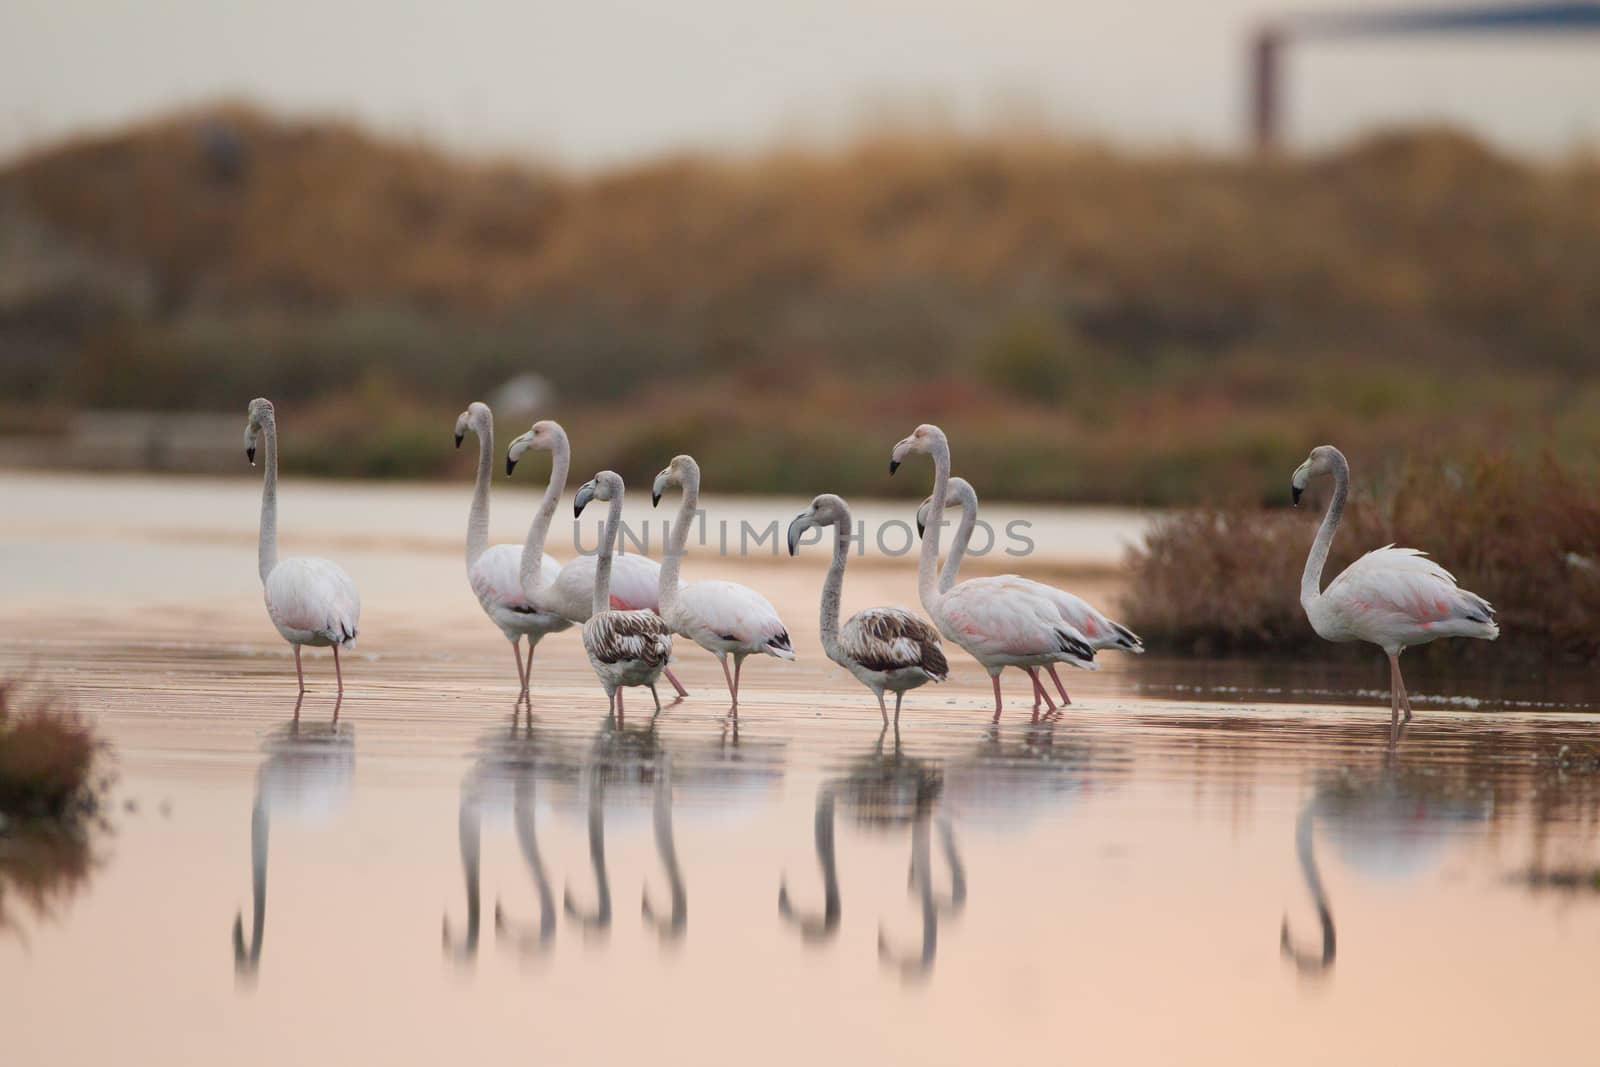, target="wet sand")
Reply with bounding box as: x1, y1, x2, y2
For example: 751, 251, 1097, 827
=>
3, 473, 1599, 1066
